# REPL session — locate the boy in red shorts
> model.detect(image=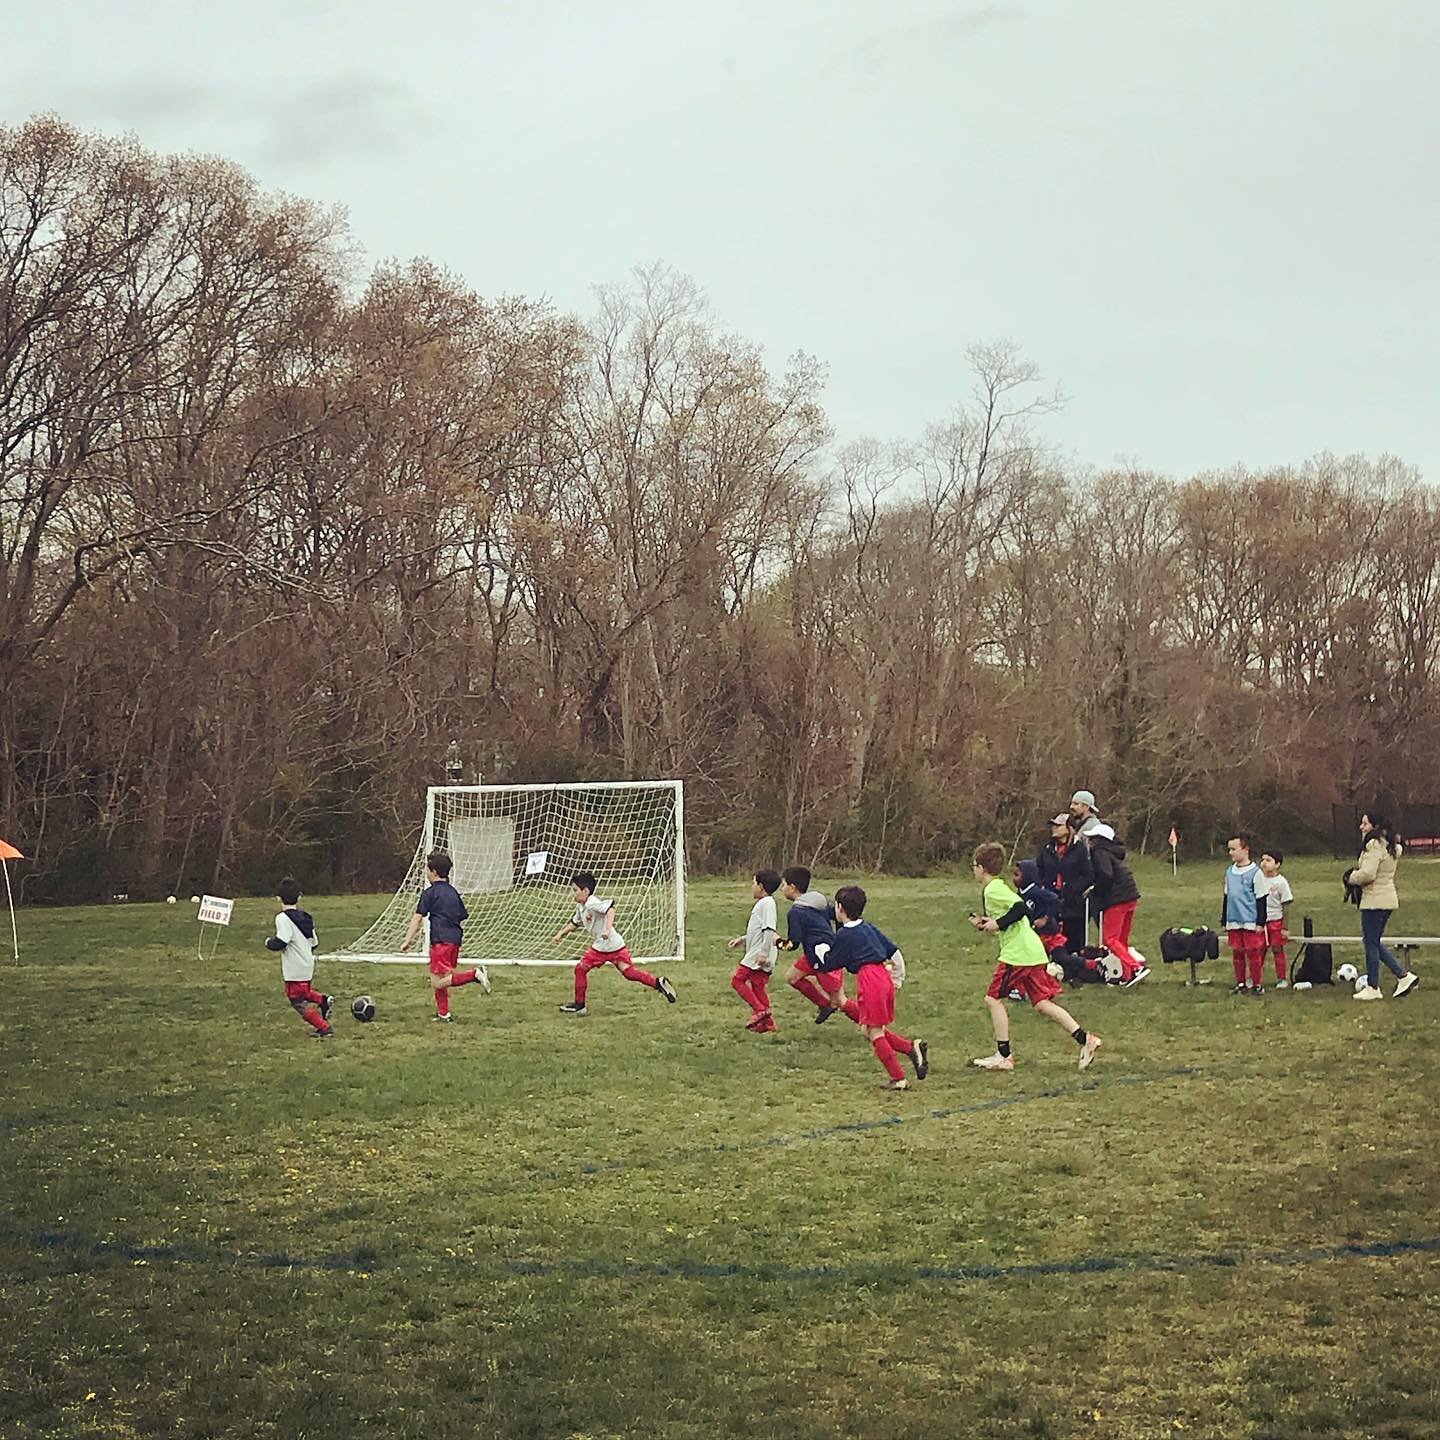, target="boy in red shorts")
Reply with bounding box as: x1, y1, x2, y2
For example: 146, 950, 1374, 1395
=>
969, 843, 1102, 1072
399, 851, 490, 1021
554, 871, 678, 1016
267, 876, 334, 1039
809, 885, 928, 1090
